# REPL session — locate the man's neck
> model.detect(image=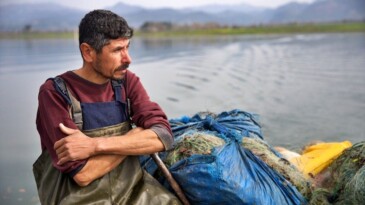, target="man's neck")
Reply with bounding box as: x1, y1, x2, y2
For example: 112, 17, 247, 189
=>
73, 66, 109, 85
